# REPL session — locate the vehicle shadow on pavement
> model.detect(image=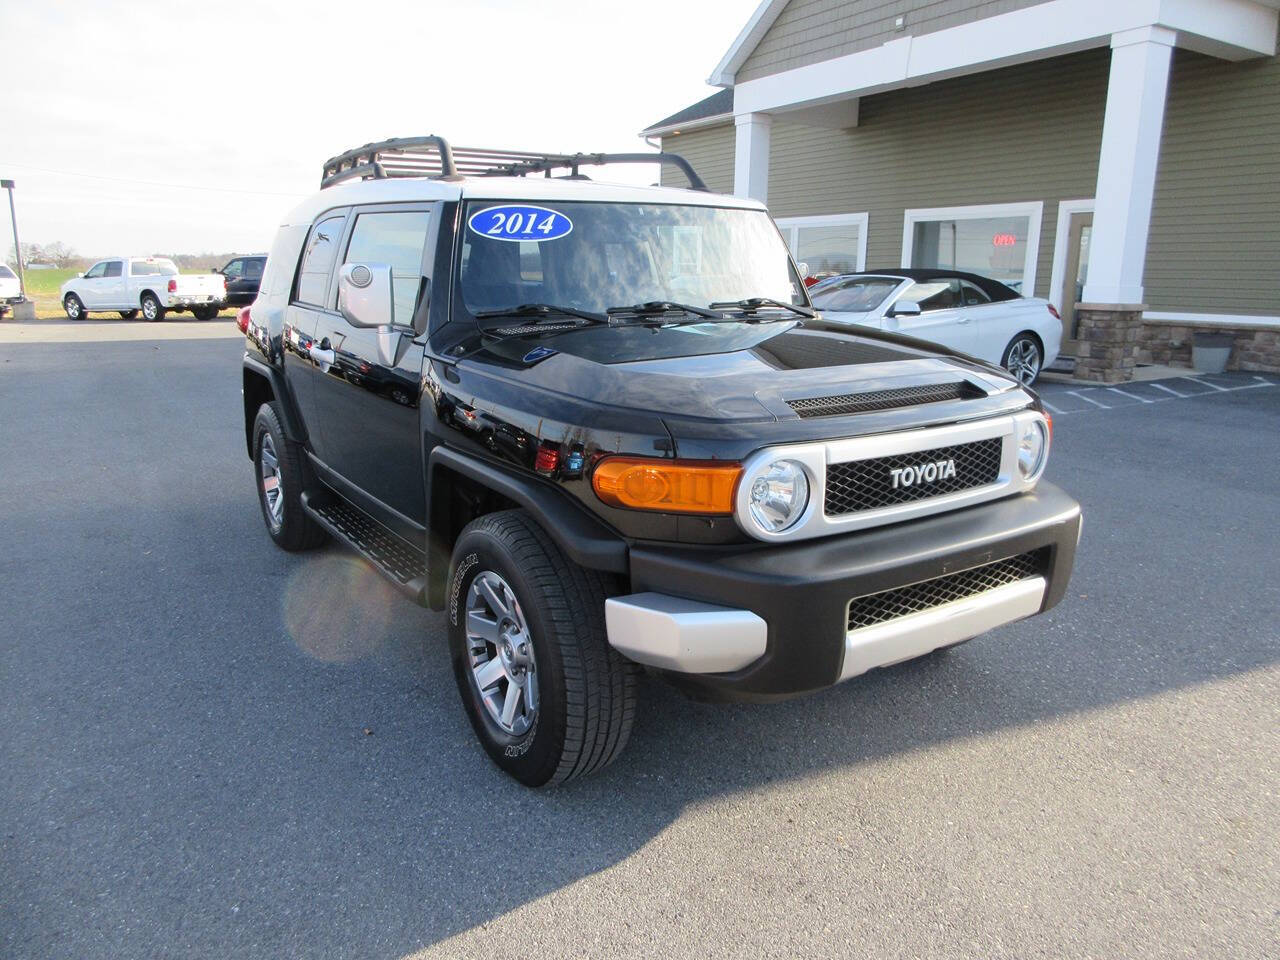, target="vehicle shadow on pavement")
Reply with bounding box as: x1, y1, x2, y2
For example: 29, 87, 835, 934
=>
2, 342, 1277, 959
